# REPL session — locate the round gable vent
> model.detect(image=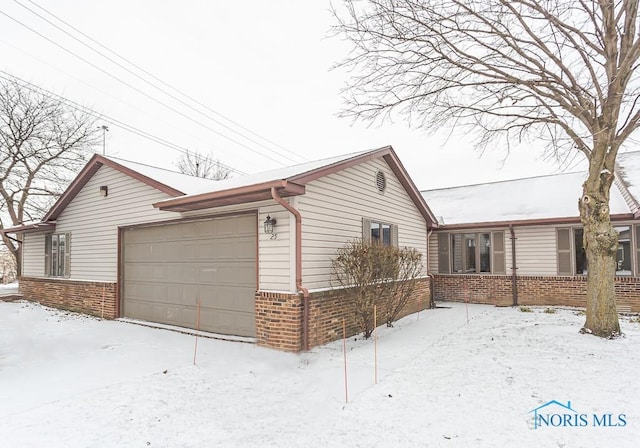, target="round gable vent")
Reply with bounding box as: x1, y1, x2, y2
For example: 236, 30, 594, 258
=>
375, 170, 386, 193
